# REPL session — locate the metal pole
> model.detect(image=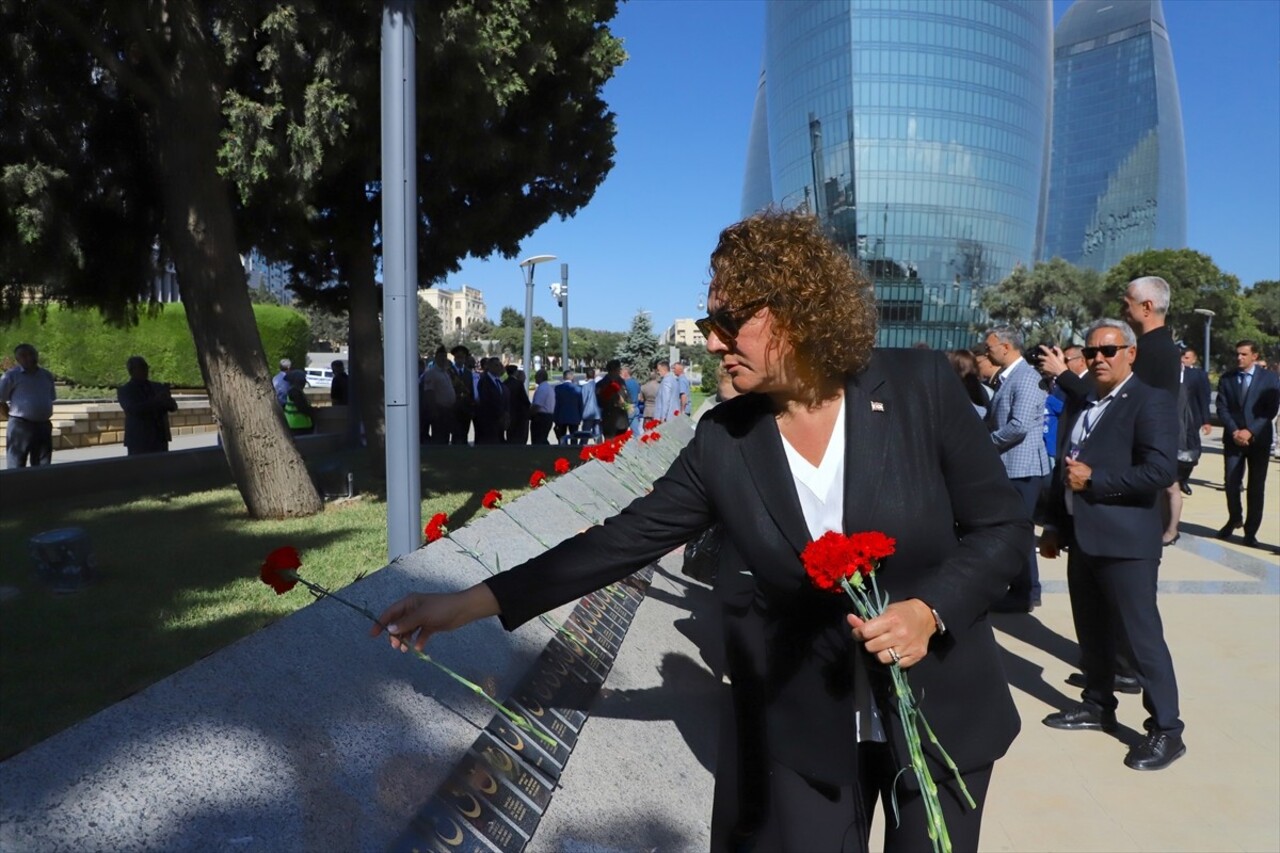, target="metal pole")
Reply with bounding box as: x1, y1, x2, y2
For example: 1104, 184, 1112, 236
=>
1203, 315, 1211, 371
560, 263, 570, 370
380, 0, 421, 561
522, 264, 535, 376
